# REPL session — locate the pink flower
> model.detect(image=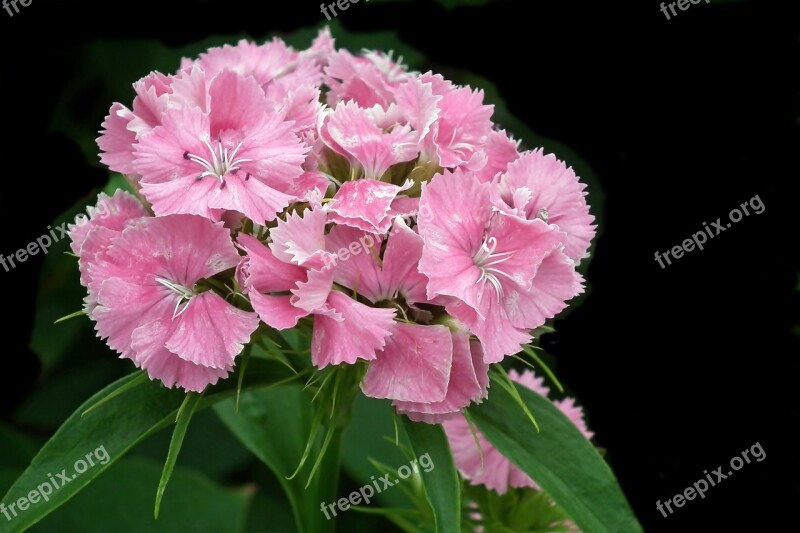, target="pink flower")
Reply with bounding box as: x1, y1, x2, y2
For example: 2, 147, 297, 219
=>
418, 169, 584, 363
473, 129, 520, 183
327, 179, 413, 234
87, 214, 259, 392
324, 49, 409, 108
443, 369, 593, 494
495, 149, 596, 261
319, 101, 419, 180
419, 74, 494, 171
322, 219, 488, 421
68, 190, 148, 256
191, 38, 310, 88
68, 190, 149, 290
392, 332, 489, 424
237, 209, 396, 368
134, 70, 308, 224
